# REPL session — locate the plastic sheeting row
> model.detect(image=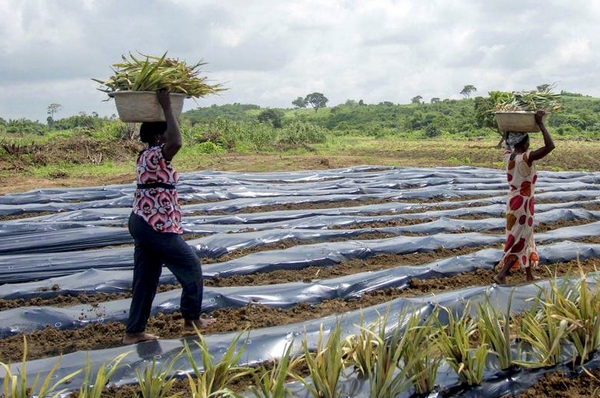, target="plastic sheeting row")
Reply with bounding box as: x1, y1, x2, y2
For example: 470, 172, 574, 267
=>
1, 166, 599, 218
2, 241, 599, 338
2, 166, 599, 206
1, 206, 599, 255
4, 270, 600, 397
1, 220, 600, 284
